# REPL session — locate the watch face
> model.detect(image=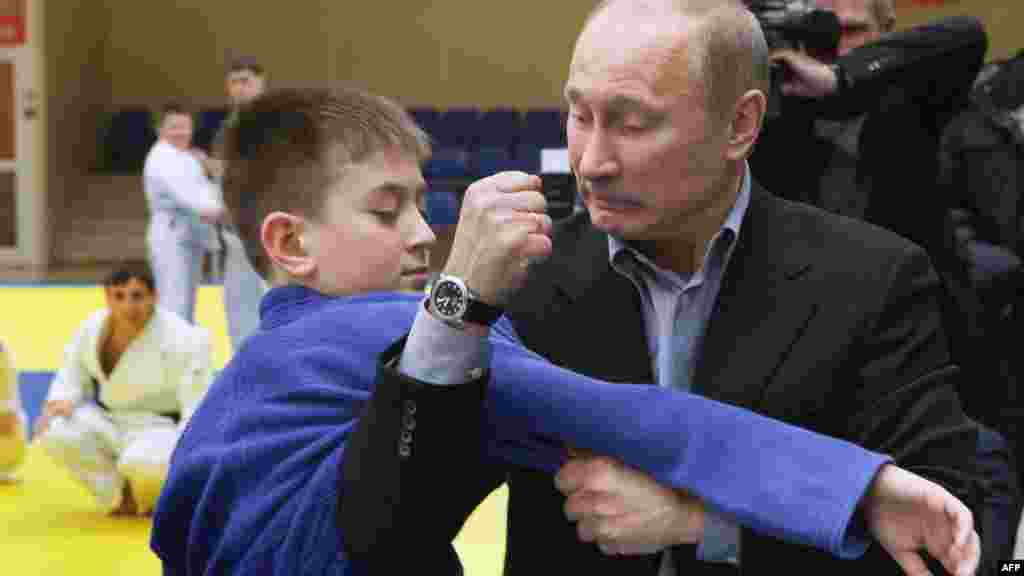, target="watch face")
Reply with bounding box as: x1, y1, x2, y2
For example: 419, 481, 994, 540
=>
432, 279, 467, 319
